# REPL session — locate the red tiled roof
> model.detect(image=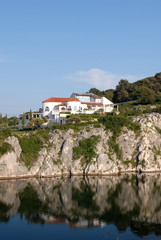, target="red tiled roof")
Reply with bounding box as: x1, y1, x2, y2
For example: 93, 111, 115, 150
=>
81, 102, 103, 105
67, 97, 80, 102
43, 97, 80, 103
43, 97, 70, 103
